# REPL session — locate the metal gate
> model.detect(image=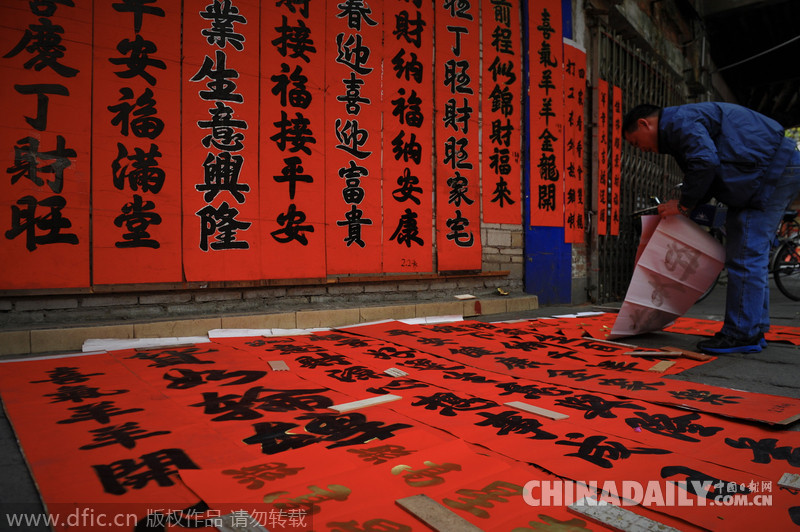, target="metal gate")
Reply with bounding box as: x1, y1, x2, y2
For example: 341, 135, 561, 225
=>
590, 21, 687, 303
